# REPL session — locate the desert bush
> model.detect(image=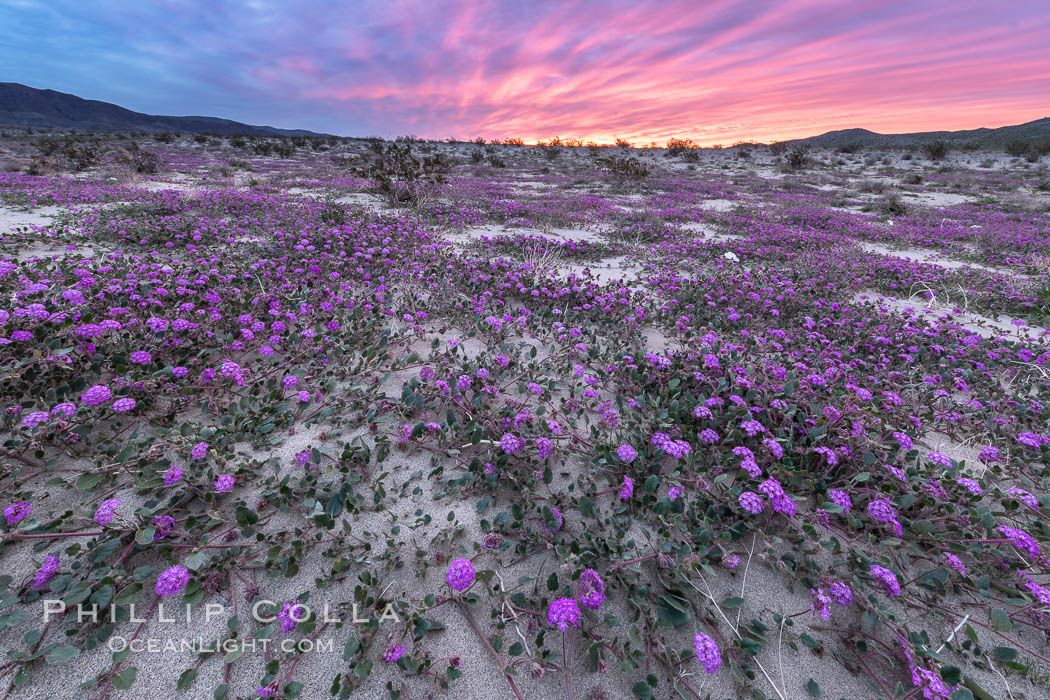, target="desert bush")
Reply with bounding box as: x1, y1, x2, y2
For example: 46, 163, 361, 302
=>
856, 180, 887, 194
365, 137, 386, 155
354, 142, 449, 204
615, 138, 632, 150
155, 132, 175, 143
1004, 140, 1031, 157
470, 149, 484, 164
922, 140, 950, 160
902, 173, 923, 185
128, 149, 161, 174
665, 138, 695, 157
251, 140, 274, 156
273, 140, 296, 159
769, 141, 787, 157
786, 146, 809, 170
488, 155, 507, 168
62, 140, 103, 171
597, 155, 650, 187
879, 194, 907, 216
837, 142, 863, 154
